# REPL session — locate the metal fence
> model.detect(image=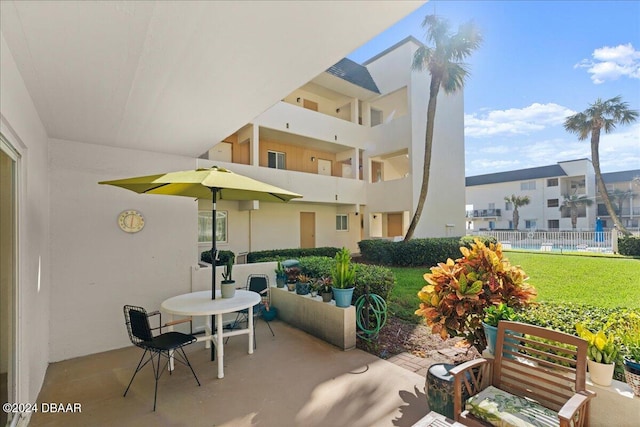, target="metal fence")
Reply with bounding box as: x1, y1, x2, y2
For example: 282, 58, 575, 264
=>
476, 230, 615, 253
